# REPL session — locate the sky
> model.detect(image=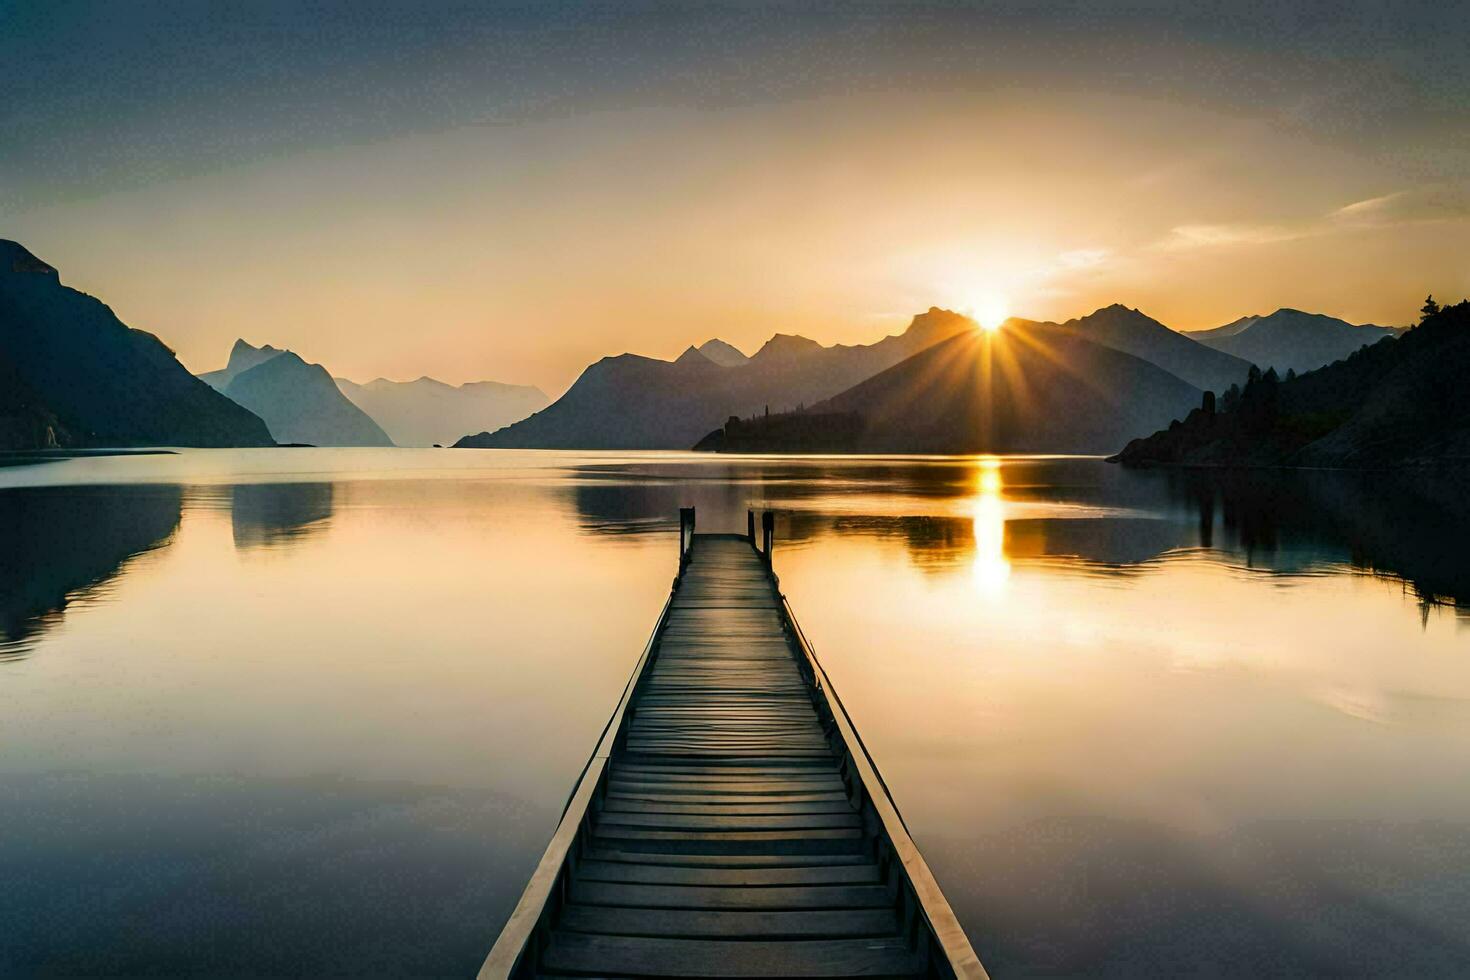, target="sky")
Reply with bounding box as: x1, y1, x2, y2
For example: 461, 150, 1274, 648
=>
4, 1, 1469, 394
